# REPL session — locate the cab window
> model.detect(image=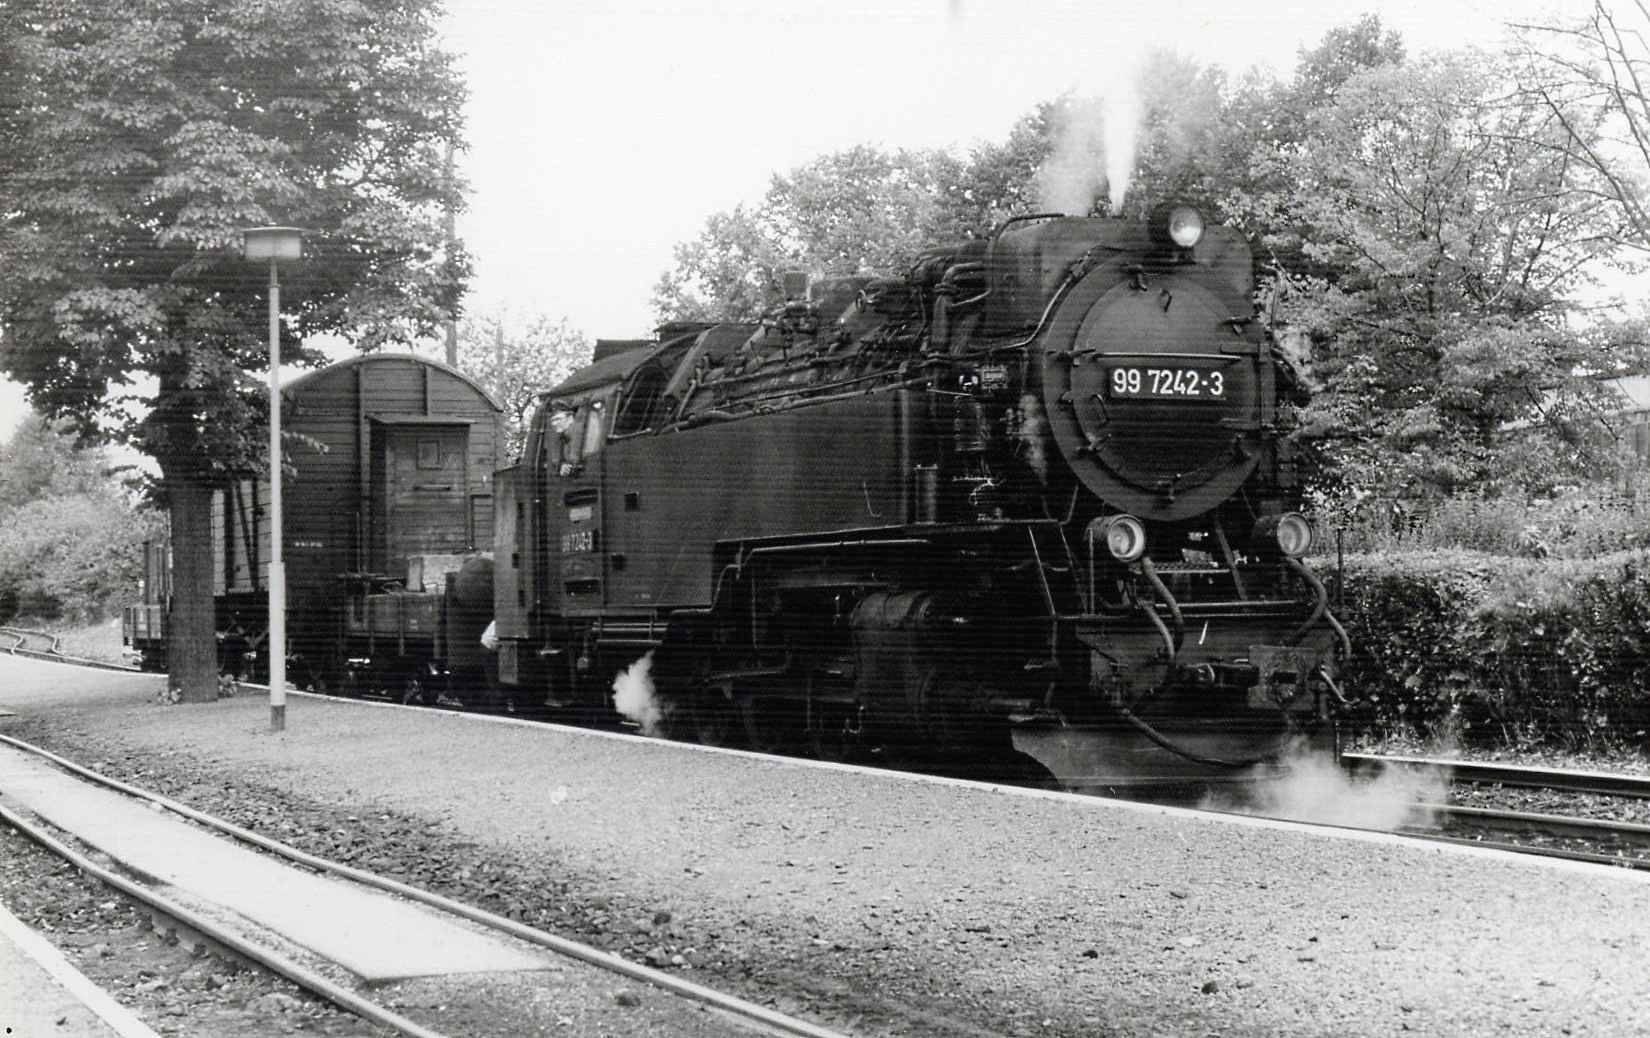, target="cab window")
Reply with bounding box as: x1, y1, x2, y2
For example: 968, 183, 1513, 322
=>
580, 398, 608, 458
